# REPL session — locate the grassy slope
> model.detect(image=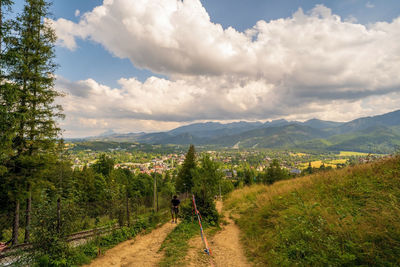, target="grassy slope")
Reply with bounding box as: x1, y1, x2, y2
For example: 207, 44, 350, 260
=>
225, 156, 400, 266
